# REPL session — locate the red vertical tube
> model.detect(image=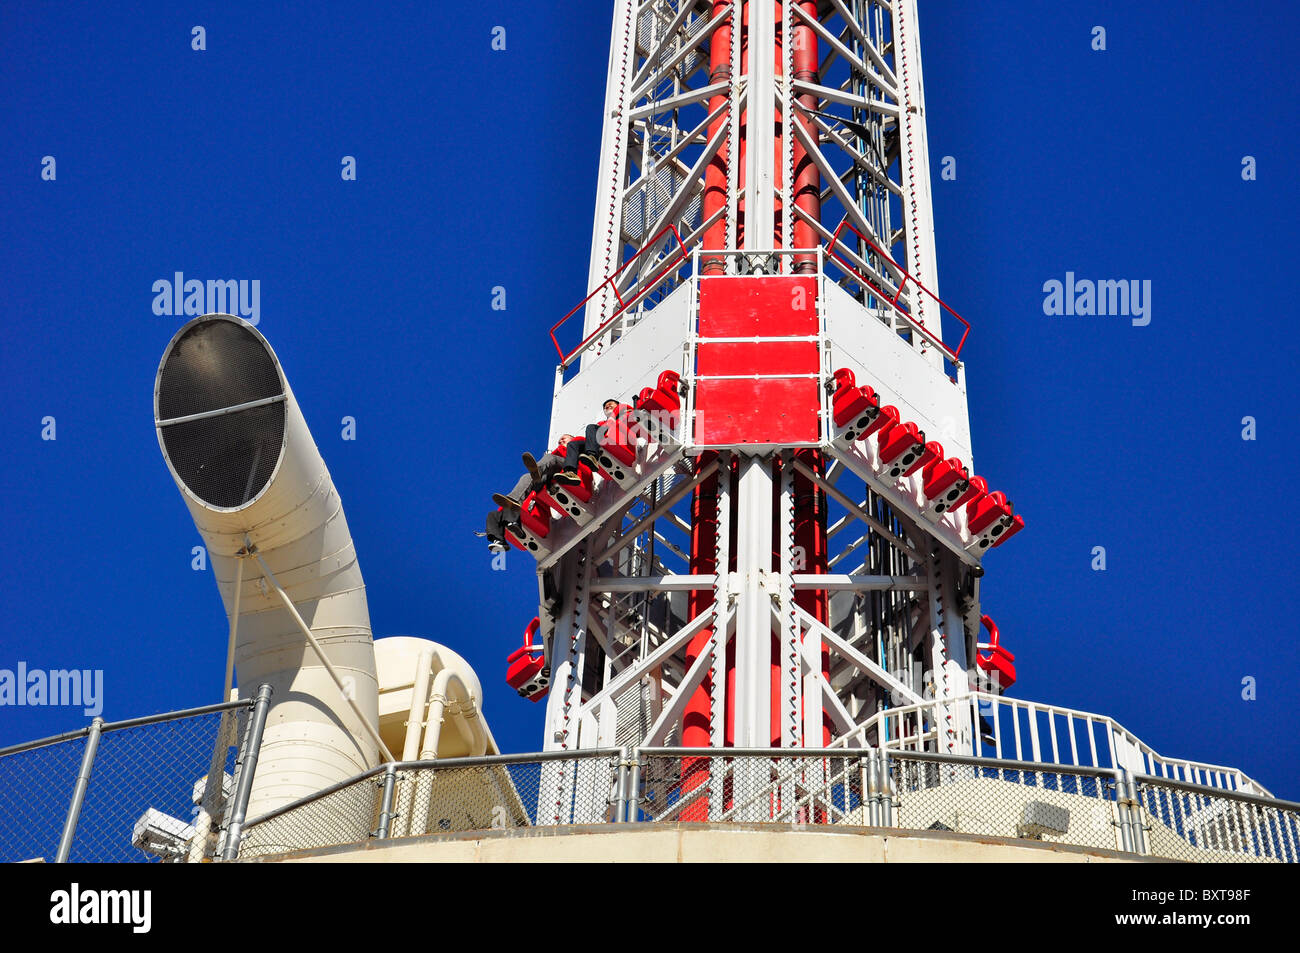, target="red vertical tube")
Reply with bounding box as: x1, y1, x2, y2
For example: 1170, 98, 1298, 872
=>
792, 449, 830, 745
790, 0, 820, 274
700, 0, 734, 275
681, 460, 719, 820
